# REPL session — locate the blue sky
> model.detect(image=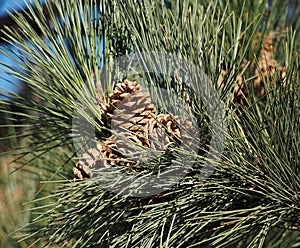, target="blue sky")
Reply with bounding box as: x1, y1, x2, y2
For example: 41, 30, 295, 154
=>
0, 0, 46, 98
0, 0, 27, 15
0, 0, 106, 99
